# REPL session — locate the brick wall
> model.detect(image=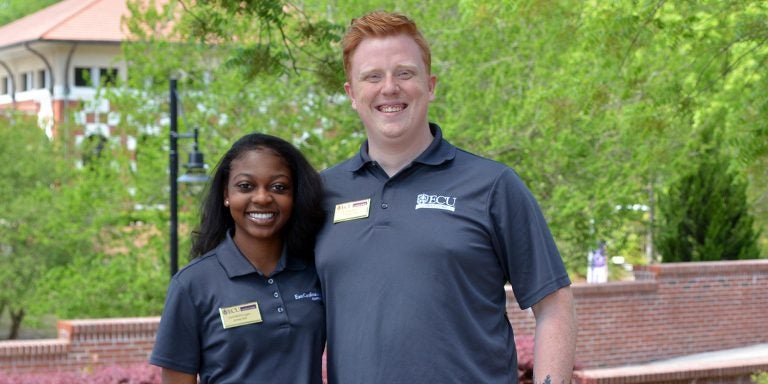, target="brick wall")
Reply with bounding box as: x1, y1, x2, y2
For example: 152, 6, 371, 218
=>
1, 260, 766, 376
507, 259, 768, 368
0, 317, 159, 374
